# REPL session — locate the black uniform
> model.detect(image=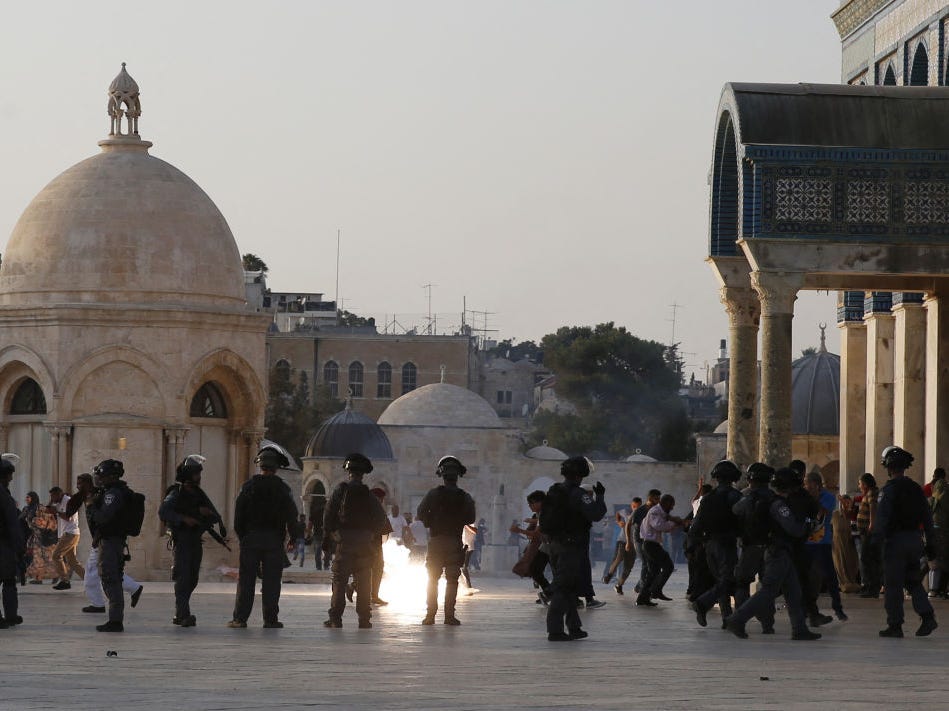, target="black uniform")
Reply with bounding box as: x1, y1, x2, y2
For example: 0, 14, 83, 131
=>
785, 488, 822, 619
540, 481, 606, 636
0, 480, 25, 626
324, 480, 387, 625
90, 481, 130, 624
416, 484, 476, 620
732, 485, 776, 631
875, 475, 936, 629
726, 494, 815, 637
159, 483, 224, 622
690, 483, 742, 621
231, 475, 300, 625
